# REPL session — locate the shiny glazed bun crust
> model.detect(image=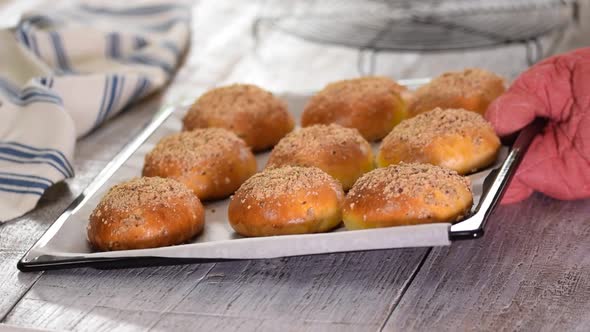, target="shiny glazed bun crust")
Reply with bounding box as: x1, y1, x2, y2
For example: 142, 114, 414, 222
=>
143, 128, 257, 201
301, 76, 407, 141
266, 124, 374, 190
408, 68, 505, 117
182, 84, 294, 151
88, 177, 205, 251
377, 108, 501, 174
343, 163, 473, 230
228, 166, 345, 237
